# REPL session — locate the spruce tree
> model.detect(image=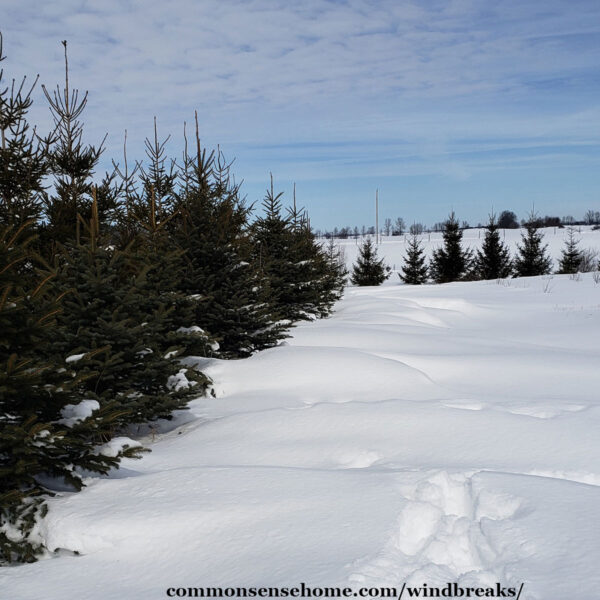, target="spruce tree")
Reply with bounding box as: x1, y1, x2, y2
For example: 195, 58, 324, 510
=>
40, 41, 108, 260
400, 233, 428, 284
173, 121, 287, 357
475, 214, 512, 280
321, 236, 348, 308
252, 176, 344, 323
351, 238, 391, 286
514, 214, 552, 277
557, 227, 582, 274
284, 188, 345, 319
429, 212, 473, 283
0, 41, 142, 562
0, 222, 141, 564
116, 119, 215, 359
0, 33, 51, 228
48, 200, 205, 428
121, 118, 177, 245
